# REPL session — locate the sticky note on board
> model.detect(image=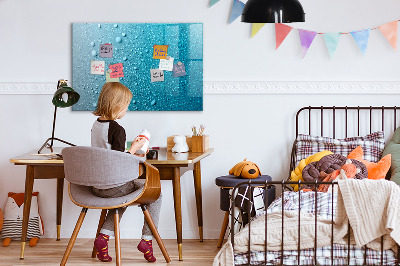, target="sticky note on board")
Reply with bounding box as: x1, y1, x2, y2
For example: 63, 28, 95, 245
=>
91, 61, 105, 75
153, 45, 169, 59
100, 44, 113, 58
109, 63, 124, 78
172, 63, 186, 77
150, 69, 164, 82
106, 72, 120, 82
159, 57, 174, 71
